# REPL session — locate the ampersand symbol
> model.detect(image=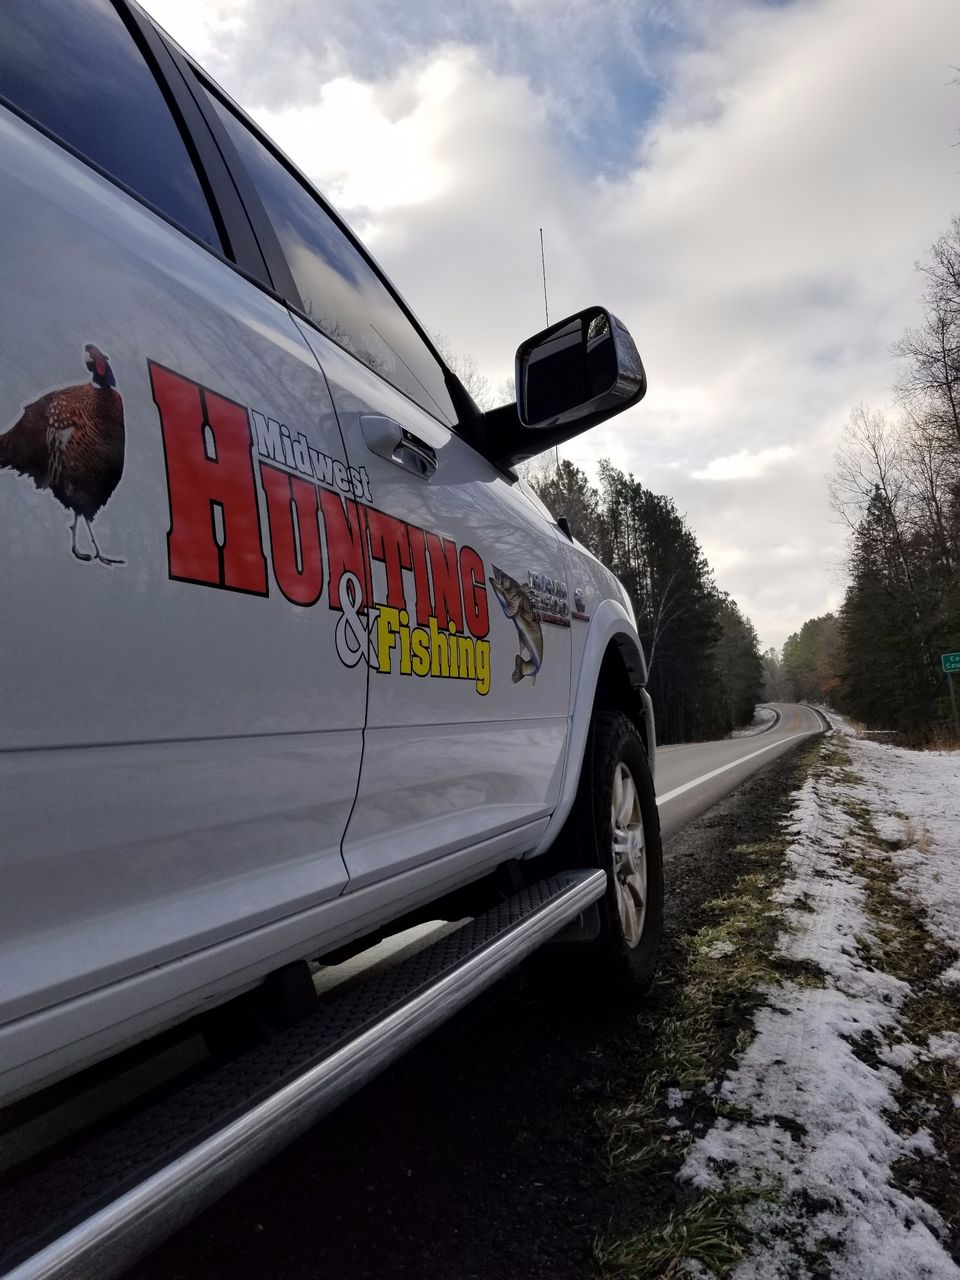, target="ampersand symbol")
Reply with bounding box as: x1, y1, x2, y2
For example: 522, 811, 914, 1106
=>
335, 571, 378, 670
